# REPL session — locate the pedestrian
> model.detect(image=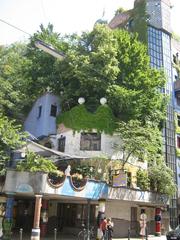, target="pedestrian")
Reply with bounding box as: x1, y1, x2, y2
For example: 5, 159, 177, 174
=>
139, 209, 147, 240
100, 217, 107, 240
107, 218, 113, 240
